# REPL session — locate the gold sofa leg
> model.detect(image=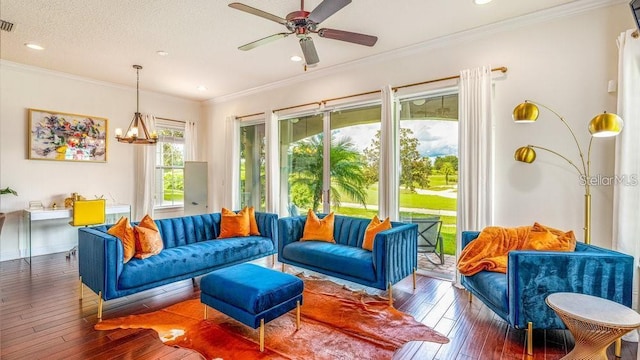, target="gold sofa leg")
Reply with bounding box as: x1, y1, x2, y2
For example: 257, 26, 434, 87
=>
413, 268, 417, 290
271, 254, 275, 268
468, 291, 472, 302
615, 337, 621, 357
387, 282, 393, 307
97, 291, 103, 322
281, 263, 285, 272
527, 321, 533, 356
79, 276, 83, 300
259, 318, 265, 352
204, 304, 208, 319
